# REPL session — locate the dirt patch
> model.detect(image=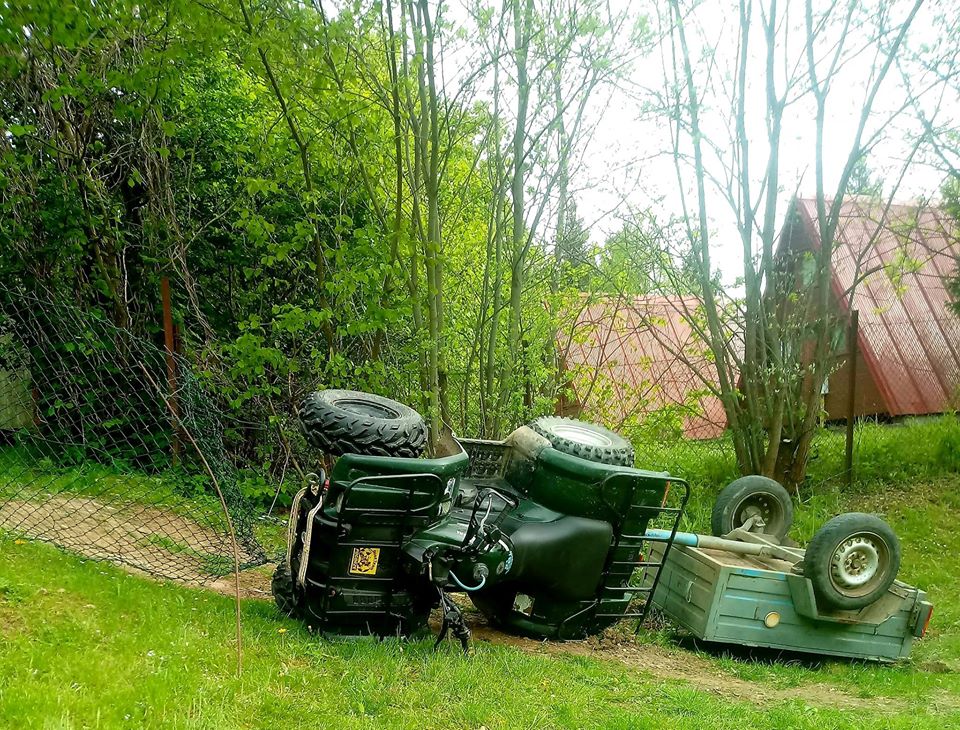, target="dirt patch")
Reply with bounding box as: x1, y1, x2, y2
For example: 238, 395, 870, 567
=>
205, 565, 274, 600
0, 495, 258, 584
0, 605, 25, 639
466, 622, 903, 711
